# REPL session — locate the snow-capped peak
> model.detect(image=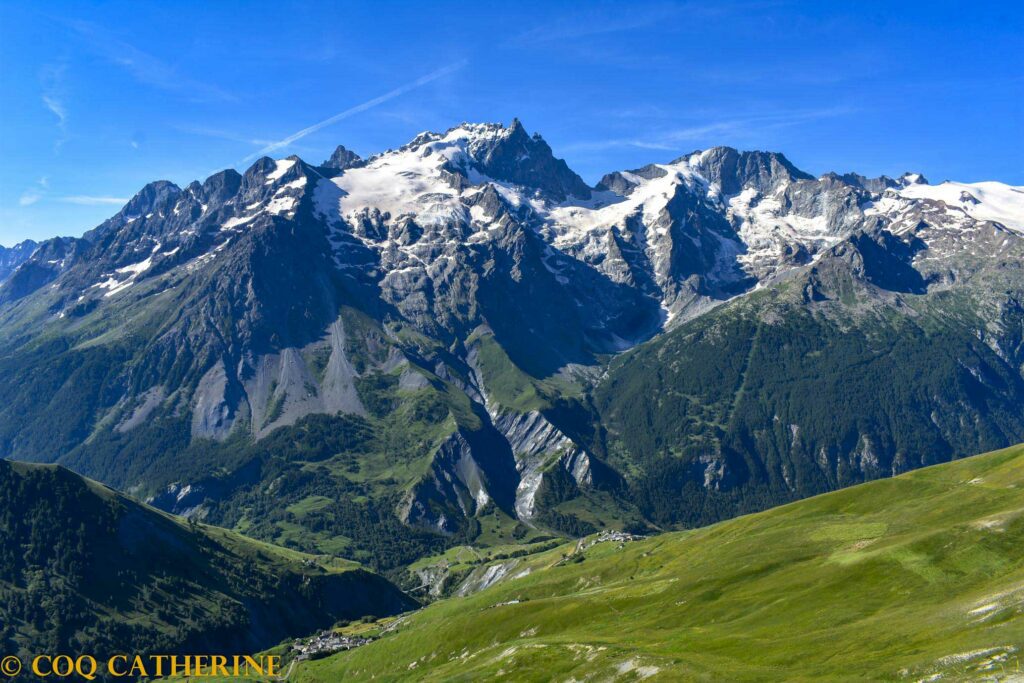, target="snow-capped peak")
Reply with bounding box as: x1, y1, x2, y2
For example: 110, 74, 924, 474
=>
898, 172, 927, 187
314, 119, 592, 230
404, 120, 523, 152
